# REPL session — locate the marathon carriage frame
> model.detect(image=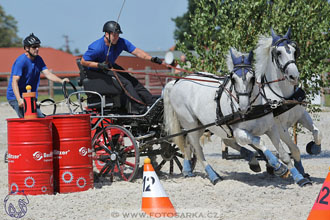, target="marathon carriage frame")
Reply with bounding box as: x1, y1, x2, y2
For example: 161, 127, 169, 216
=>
63, 71, 198, 182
